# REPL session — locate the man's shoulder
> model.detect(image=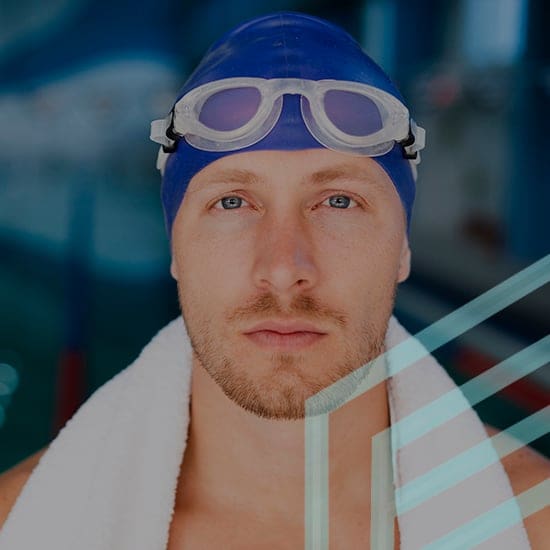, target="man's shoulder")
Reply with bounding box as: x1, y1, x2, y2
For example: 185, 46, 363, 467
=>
483, 422, 550, 549
0, 446, 49, 531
